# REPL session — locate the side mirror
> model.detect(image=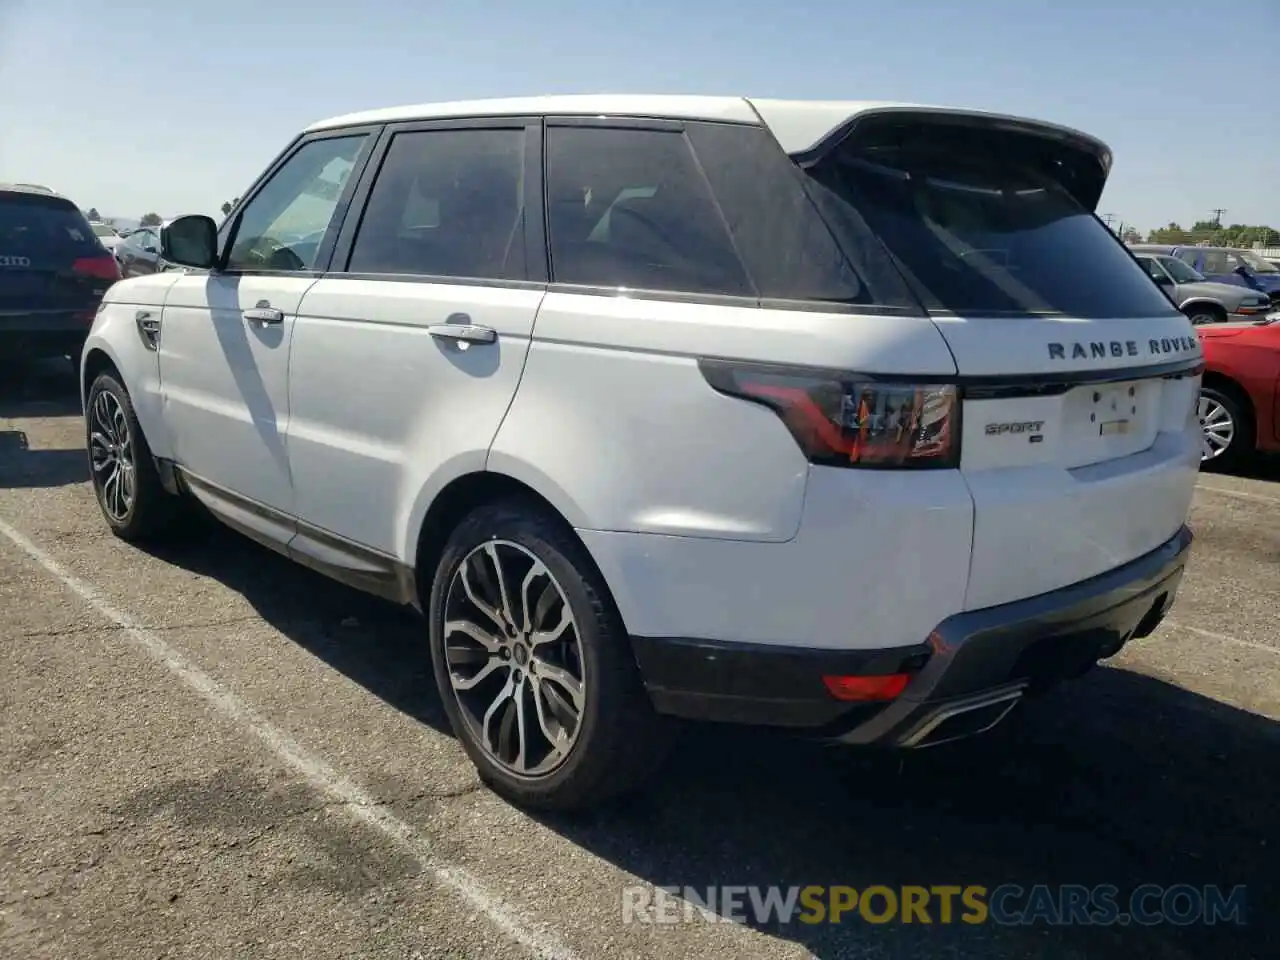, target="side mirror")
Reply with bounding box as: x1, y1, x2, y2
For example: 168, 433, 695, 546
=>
1234, 264, 1252, 276
1153, 273, 1173, 286
161, 215, 219, 269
